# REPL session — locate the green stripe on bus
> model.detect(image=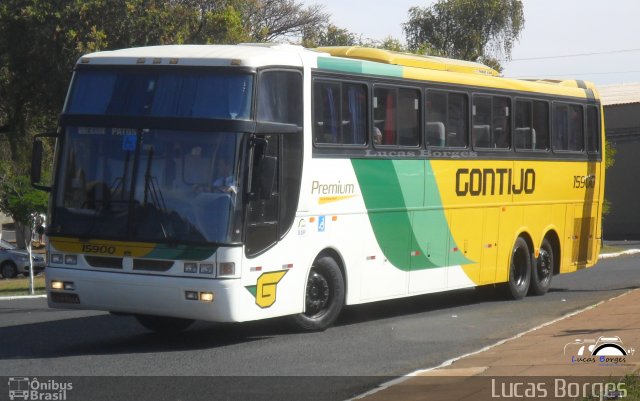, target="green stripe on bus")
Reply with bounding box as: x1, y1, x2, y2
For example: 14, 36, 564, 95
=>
351, 159, 471, 271
147, 245, 216, 261
317, 57, 403, 77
